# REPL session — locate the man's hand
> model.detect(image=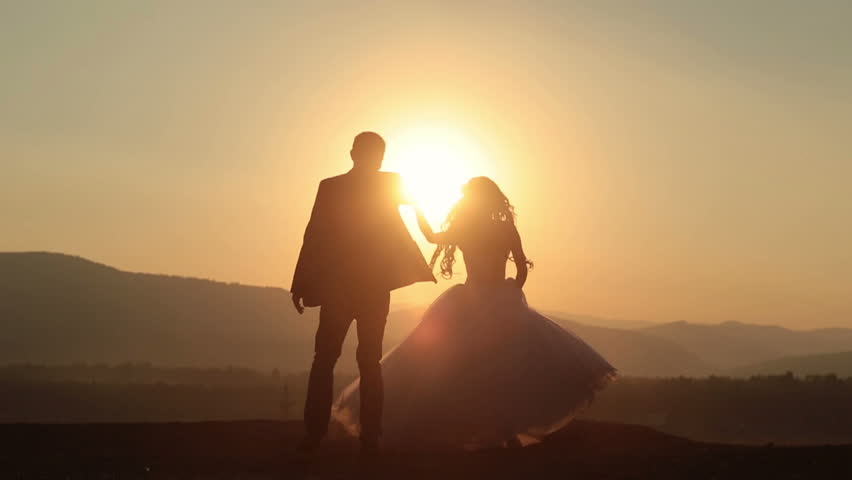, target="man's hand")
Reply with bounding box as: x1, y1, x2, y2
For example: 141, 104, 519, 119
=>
292, 294, 305, 314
